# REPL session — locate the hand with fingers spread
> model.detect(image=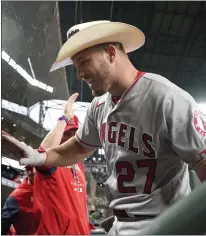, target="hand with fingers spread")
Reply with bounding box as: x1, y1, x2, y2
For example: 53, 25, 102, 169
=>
2, 131, 26, 161
2, 134, 47, 166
